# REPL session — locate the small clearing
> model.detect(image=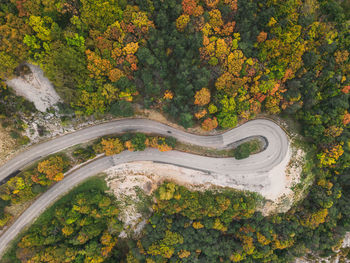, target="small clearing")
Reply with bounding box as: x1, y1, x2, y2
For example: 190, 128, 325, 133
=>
6, 64, 61, 112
